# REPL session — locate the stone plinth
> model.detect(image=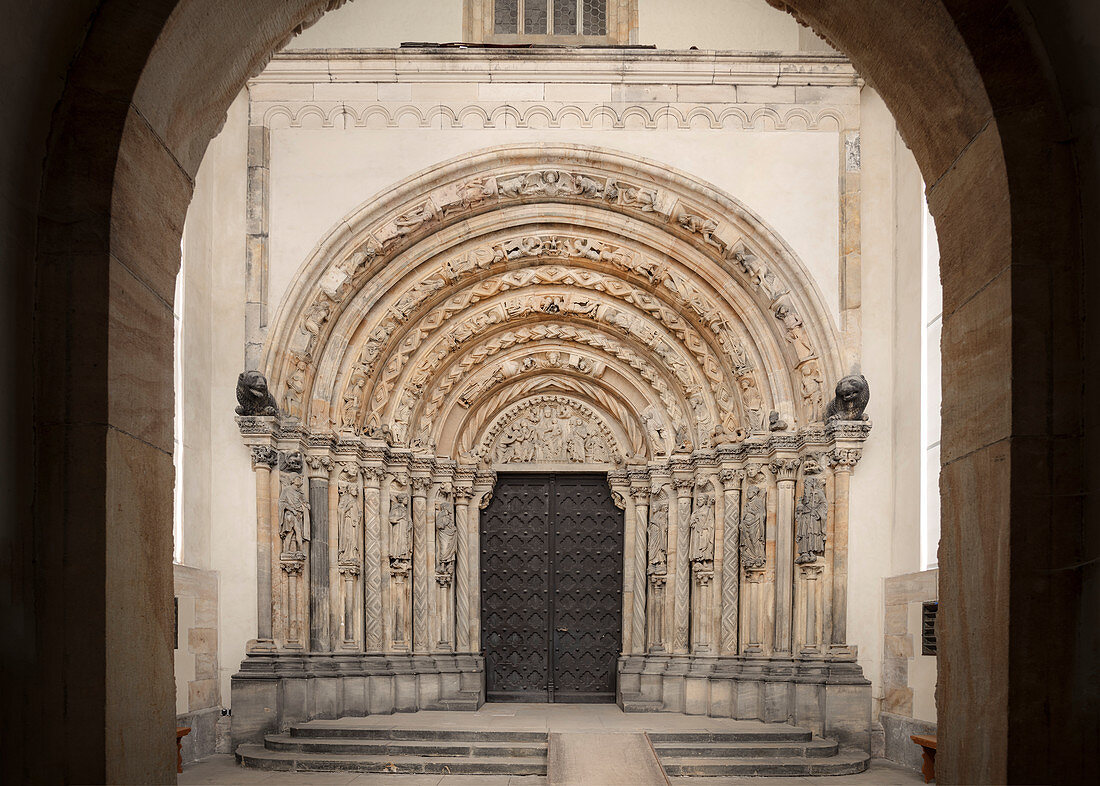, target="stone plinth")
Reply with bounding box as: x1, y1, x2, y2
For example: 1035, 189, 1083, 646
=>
230, 652, 485, 746
617, 653, 872, 751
